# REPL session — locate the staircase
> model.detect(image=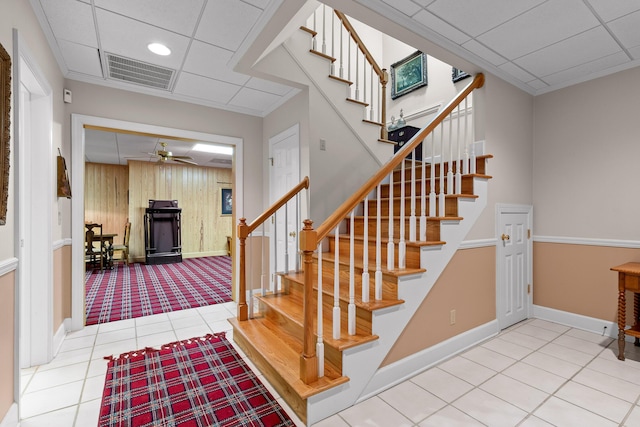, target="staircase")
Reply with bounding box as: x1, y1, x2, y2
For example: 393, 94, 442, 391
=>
229, 7, 492, 425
